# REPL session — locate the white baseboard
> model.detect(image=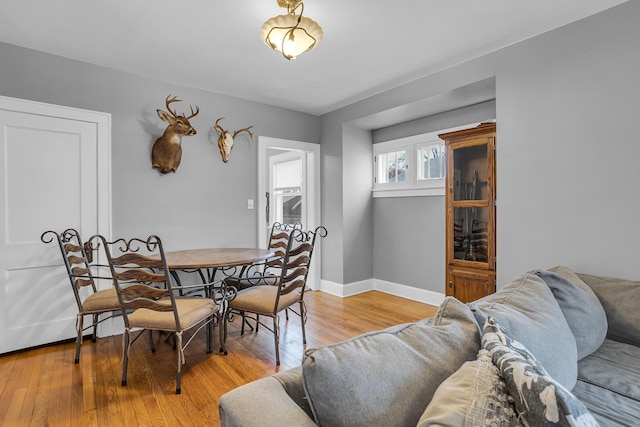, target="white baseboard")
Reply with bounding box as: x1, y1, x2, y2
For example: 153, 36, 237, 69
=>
319, 279, 373, 297
373, 279, 446, 307
319, 278, 445, 307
